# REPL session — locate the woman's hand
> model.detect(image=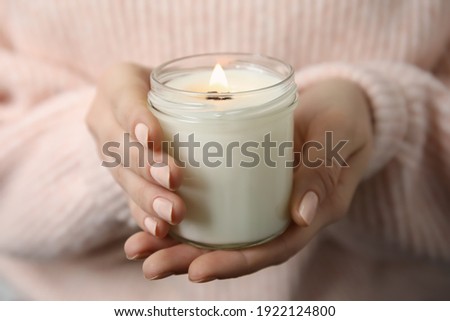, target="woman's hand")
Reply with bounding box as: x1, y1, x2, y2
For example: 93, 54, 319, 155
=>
86, 63, 185, 249
123, 77, 373, 281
